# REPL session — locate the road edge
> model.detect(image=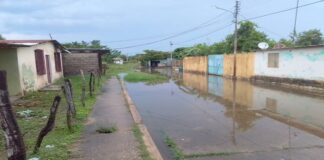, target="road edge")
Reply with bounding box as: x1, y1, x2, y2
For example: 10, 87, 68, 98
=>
119, 78, 164, 160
